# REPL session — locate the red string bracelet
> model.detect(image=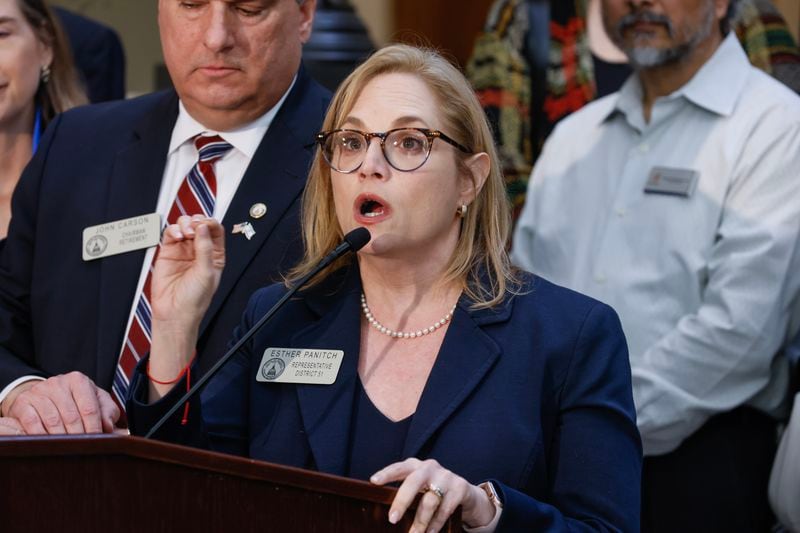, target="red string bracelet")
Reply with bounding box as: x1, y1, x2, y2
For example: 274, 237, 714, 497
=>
146, 361, 190, 385
146, 353, 196, 425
